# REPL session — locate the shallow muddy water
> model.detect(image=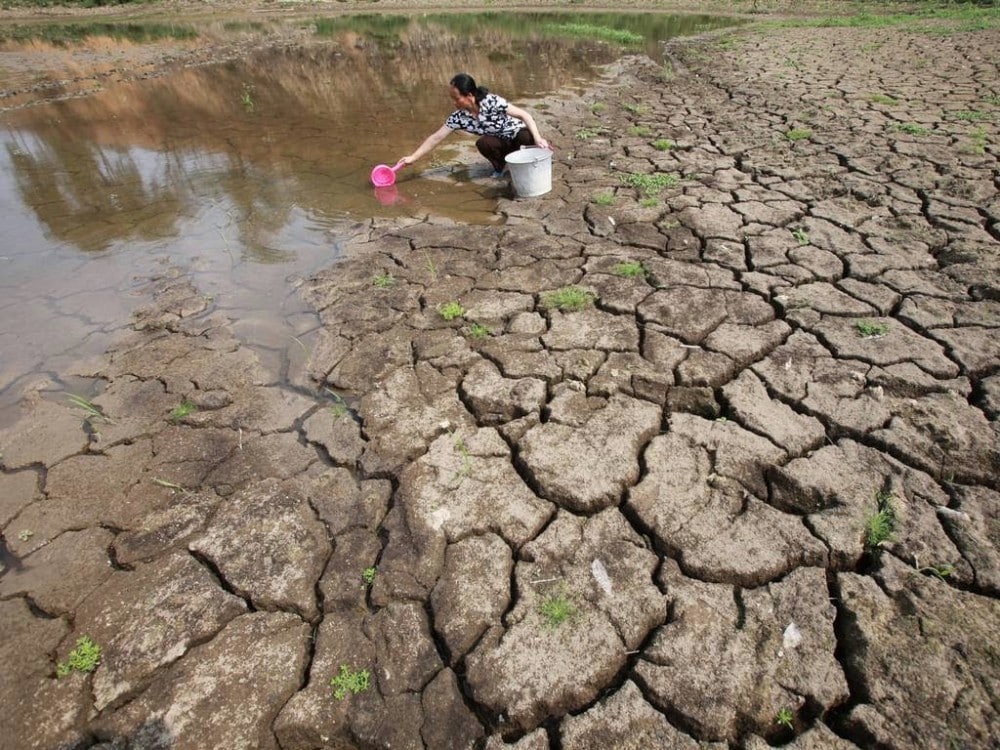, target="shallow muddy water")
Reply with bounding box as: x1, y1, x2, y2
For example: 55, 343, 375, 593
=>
0, 11, 737, 425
